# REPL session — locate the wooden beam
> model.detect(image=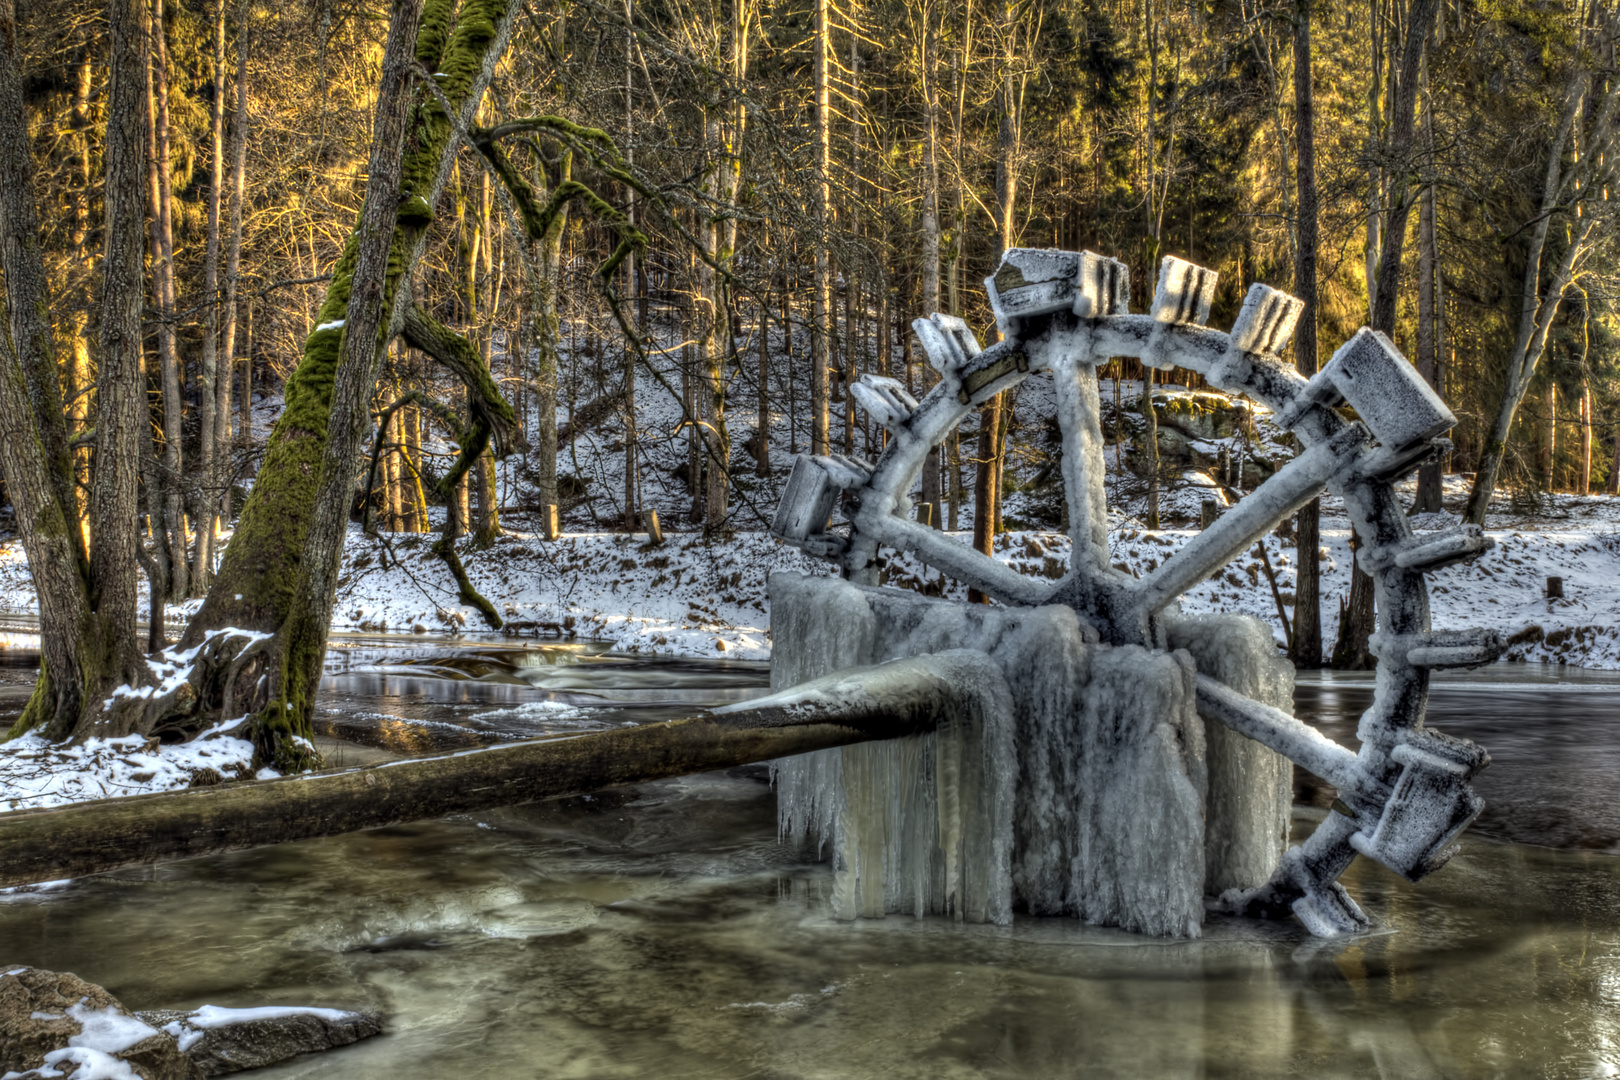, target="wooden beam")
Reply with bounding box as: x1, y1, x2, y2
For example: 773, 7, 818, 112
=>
0, 653, 1005, 888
